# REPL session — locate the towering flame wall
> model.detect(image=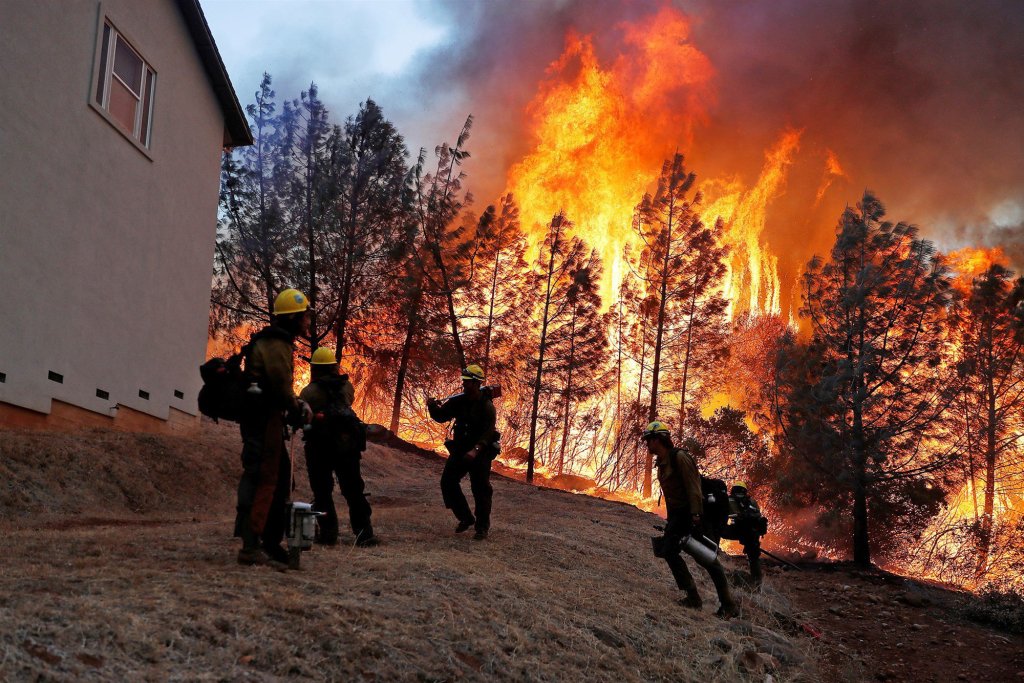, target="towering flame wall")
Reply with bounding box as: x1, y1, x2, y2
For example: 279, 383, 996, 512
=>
504, 7, 825, 320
